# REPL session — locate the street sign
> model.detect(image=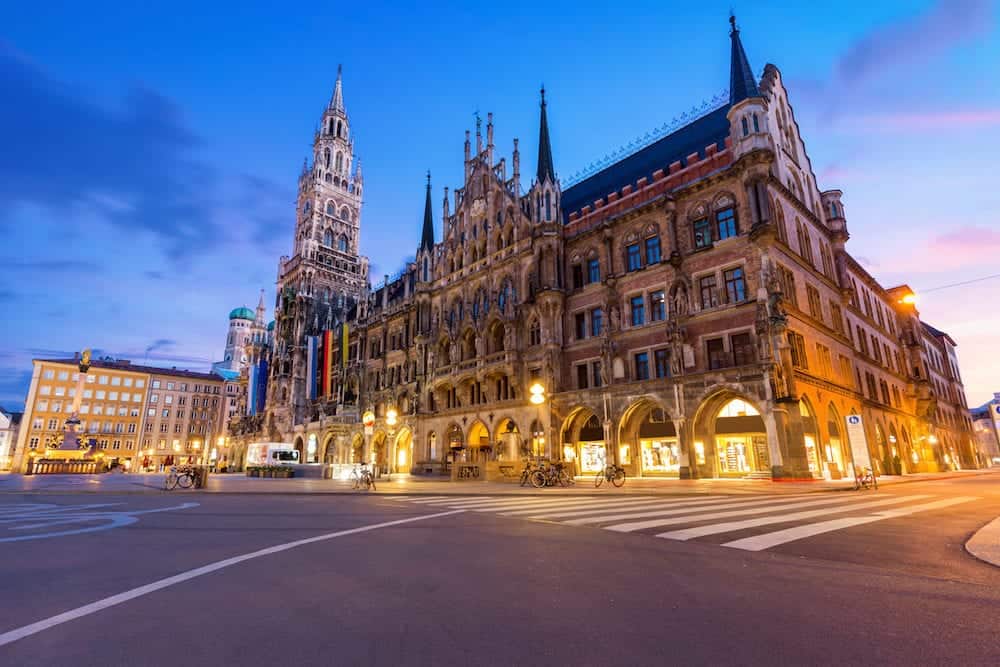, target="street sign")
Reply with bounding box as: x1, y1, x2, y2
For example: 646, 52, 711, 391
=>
845, 414, 871, 473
